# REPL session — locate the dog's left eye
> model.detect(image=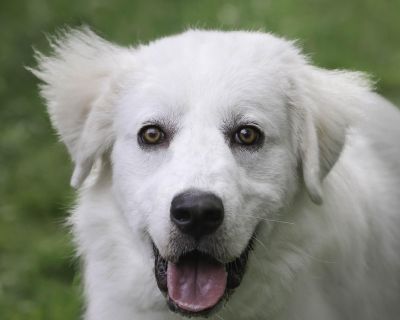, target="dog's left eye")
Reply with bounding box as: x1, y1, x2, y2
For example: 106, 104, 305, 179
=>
138, 125, 166, 145
234, 126, 262, 146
